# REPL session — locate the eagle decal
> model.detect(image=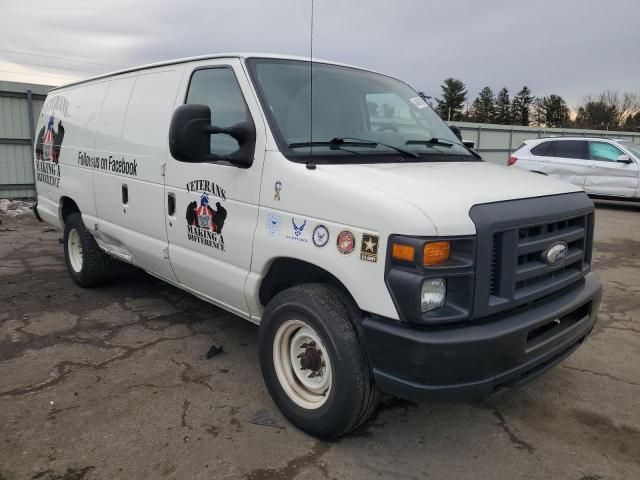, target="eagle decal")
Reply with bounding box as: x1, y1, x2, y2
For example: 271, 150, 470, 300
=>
36, 116, 65, 164
186, 193, 227, 234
